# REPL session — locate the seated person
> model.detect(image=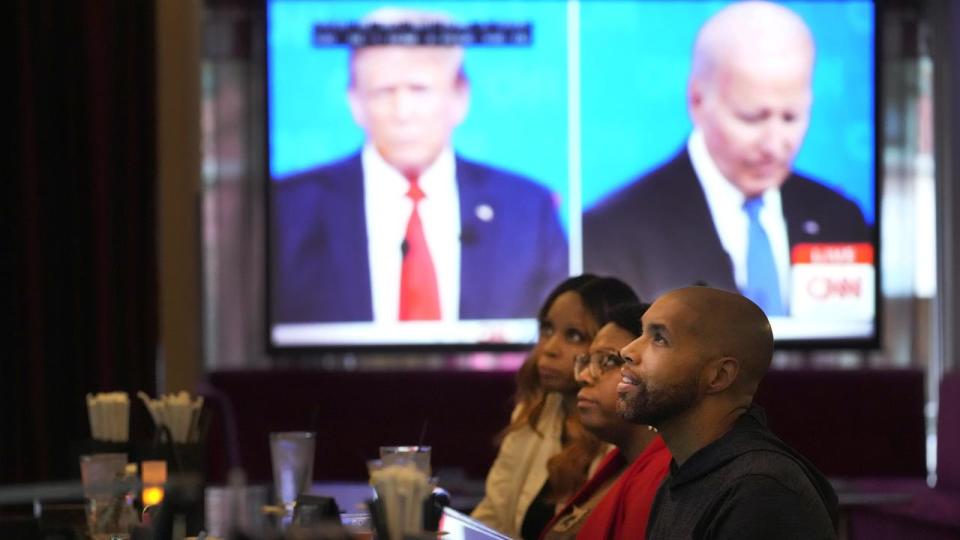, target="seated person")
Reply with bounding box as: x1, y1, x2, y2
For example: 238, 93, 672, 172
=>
471, 275, 639, 539
541, 303, 672, 540
618, 286, 839, 538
